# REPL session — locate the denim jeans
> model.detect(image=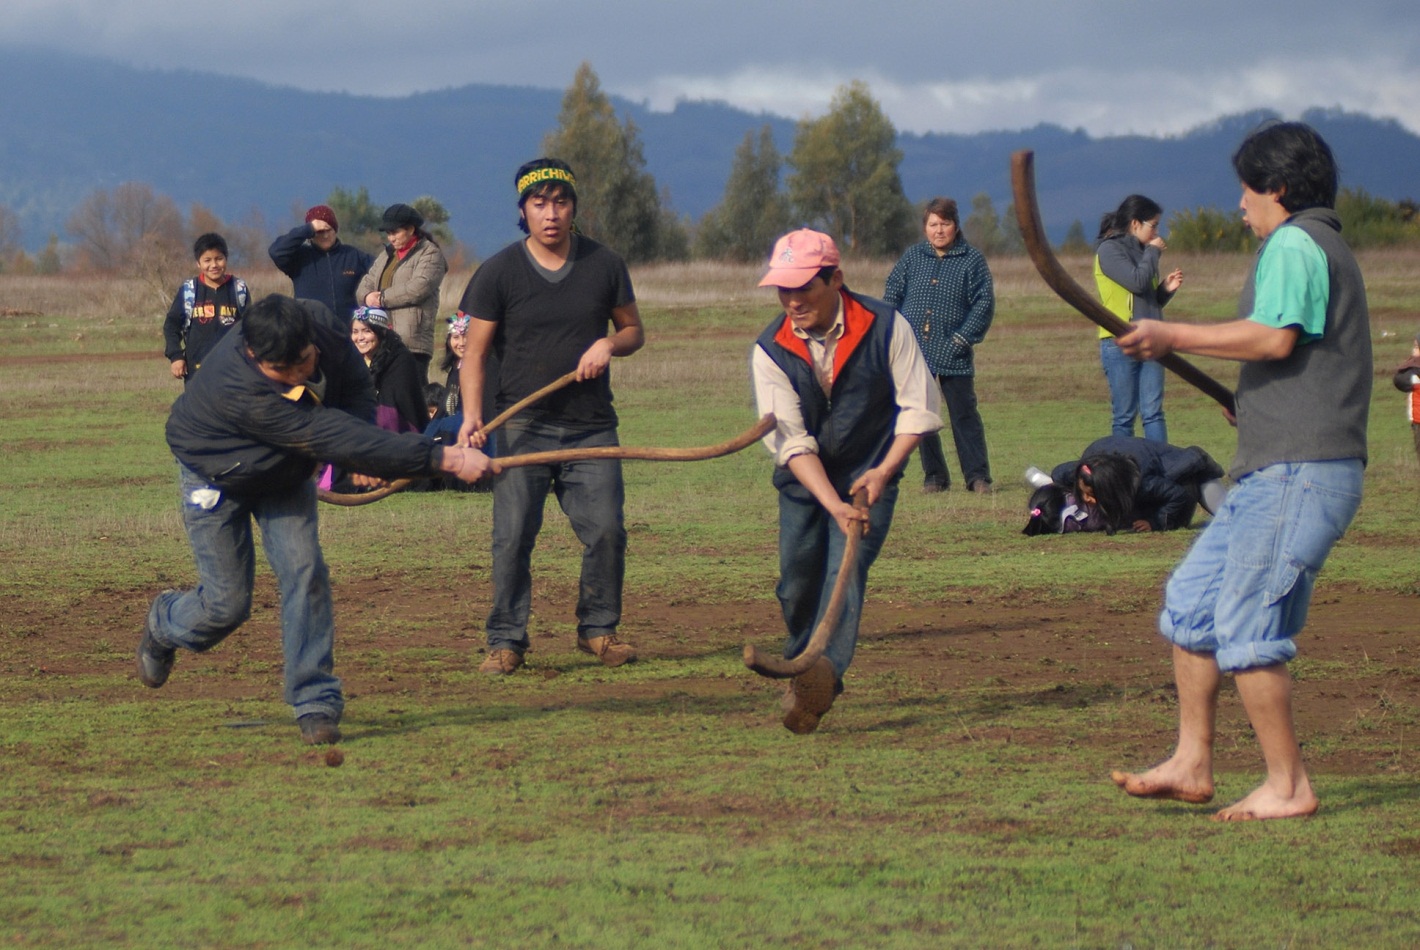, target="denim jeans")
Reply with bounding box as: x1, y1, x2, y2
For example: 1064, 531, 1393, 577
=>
918, 374, 991, 487
1100, 338, 1167, 443
486, 421, 626, 653
147, 463, 343, 720
1160, 459, 1363, 672
776, 479, 898, 678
